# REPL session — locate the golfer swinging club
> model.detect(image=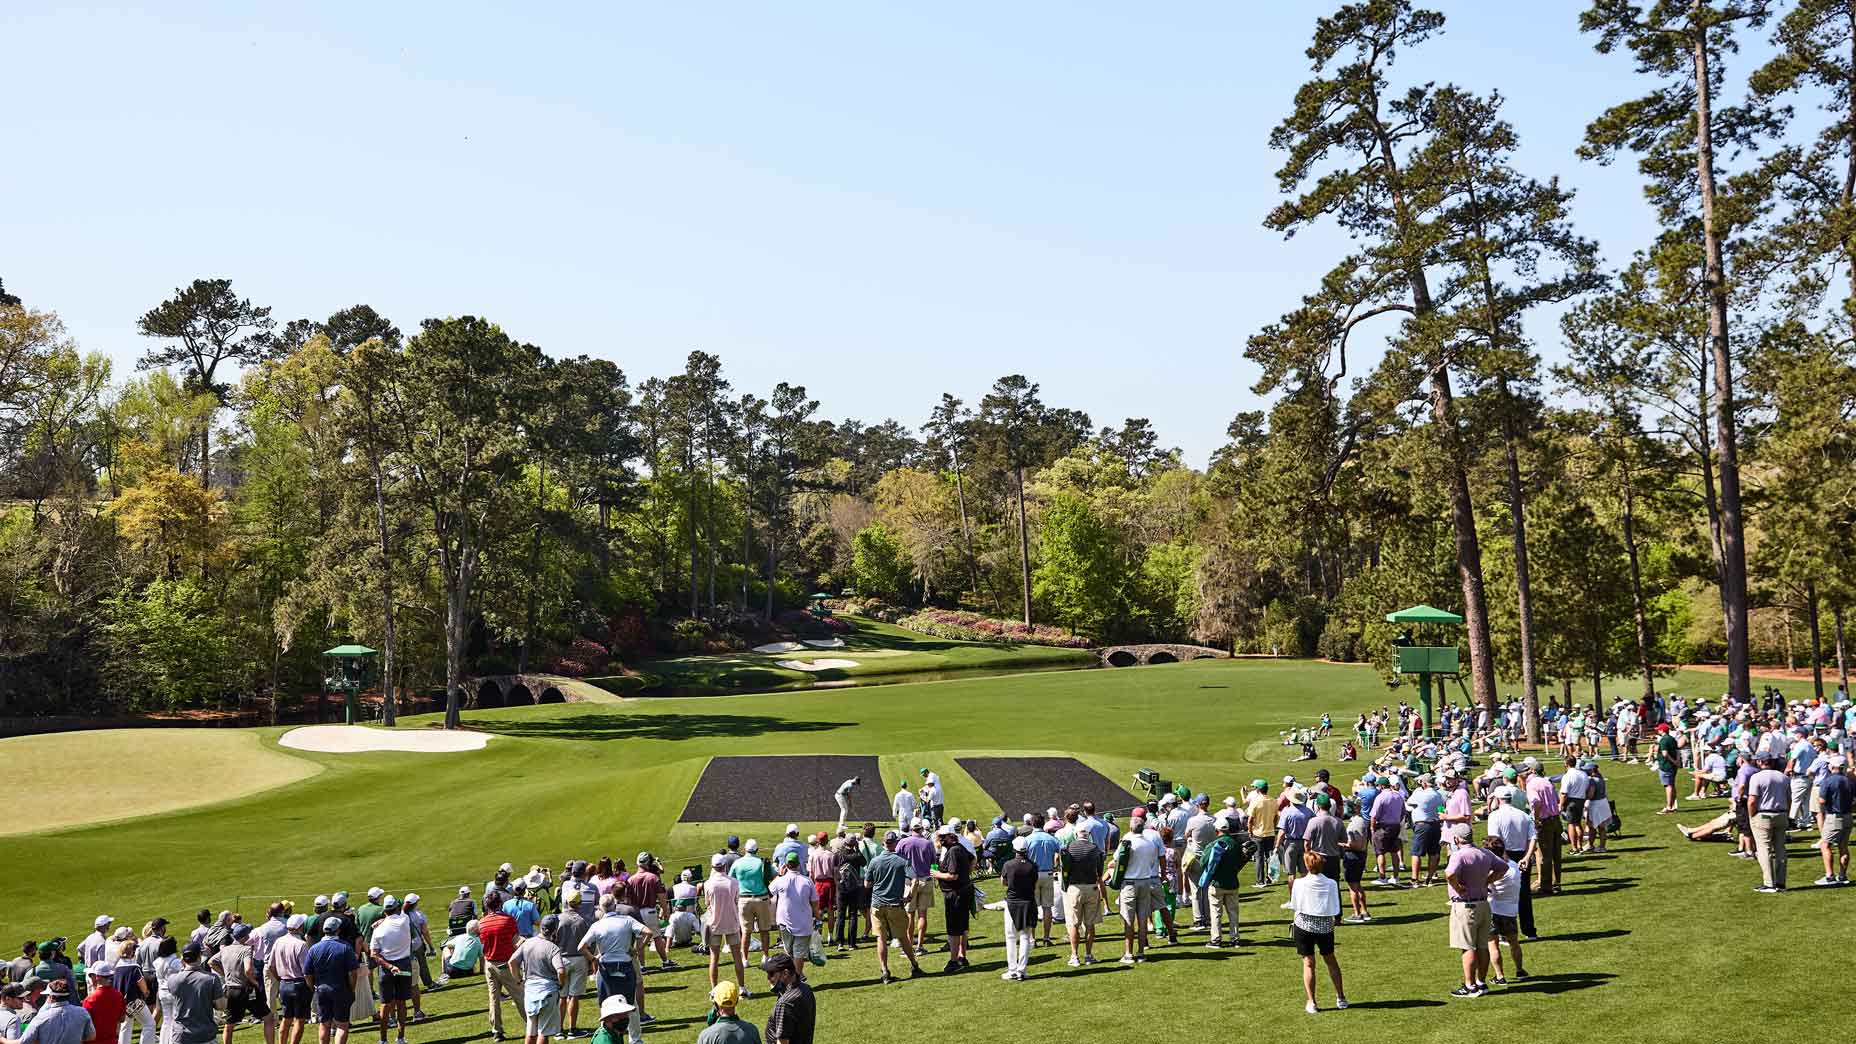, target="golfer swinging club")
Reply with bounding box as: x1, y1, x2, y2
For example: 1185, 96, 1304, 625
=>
835, 776, 861, 832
